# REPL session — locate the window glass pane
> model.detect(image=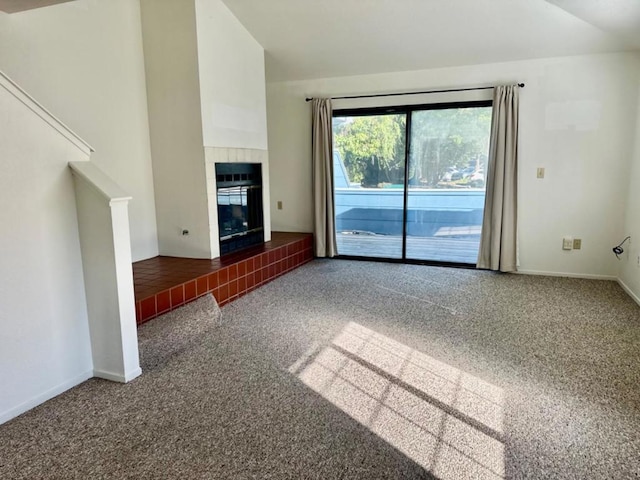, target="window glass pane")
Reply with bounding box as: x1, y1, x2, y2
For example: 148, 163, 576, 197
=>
333, 114, 406, 258
406, 106, 492, 263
